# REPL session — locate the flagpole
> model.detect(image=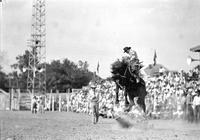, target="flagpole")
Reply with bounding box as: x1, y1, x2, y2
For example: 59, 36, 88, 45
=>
153, 50, 157, 66
97, 61, 99, 75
